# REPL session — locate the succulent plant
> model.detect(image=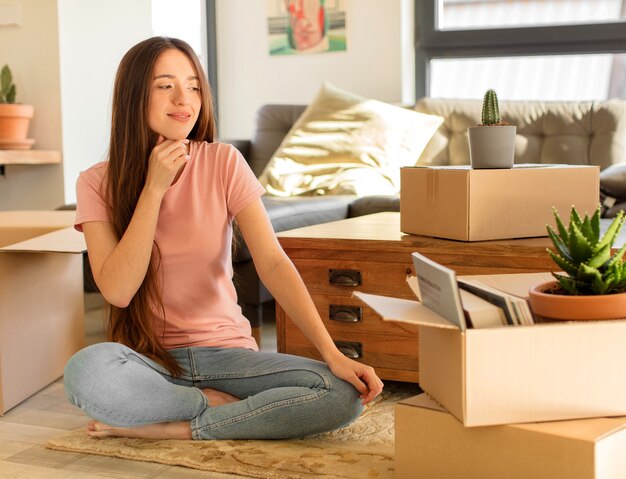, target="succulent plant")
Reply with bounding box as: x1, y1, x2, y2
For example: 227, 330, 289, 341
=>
546, 206, 626, 295
481, 89, 502, 126
0, 64, 17, 104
